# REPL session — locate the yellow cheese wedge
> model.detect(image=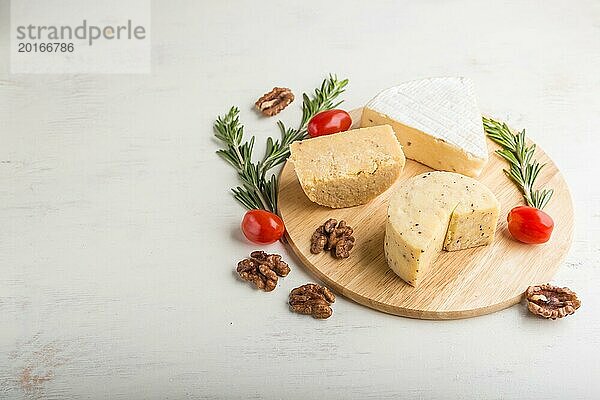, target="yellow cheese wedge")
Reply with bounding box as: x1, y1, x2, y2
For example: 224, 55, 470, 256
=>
385, 171, 499, 286
289, 125, 405, 208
